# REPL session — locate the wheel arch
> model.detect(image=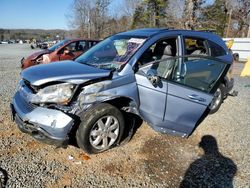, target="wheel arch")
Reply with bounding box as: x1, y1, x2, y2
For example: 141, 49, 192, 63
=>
221, 77, 228, 88
102, 96, 140, 115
